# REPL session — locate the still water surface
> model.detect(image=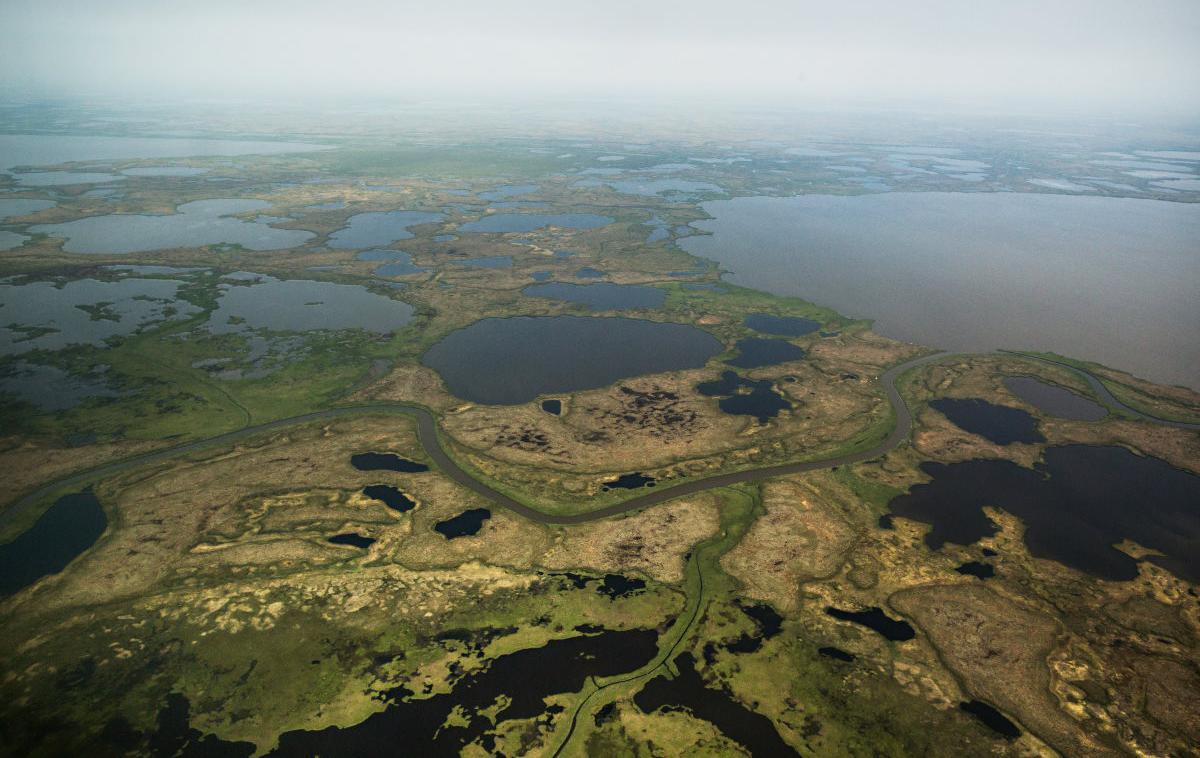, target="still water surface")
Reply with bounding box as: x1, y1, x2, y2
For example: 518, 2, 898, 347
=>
682, 193, 1200, 388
